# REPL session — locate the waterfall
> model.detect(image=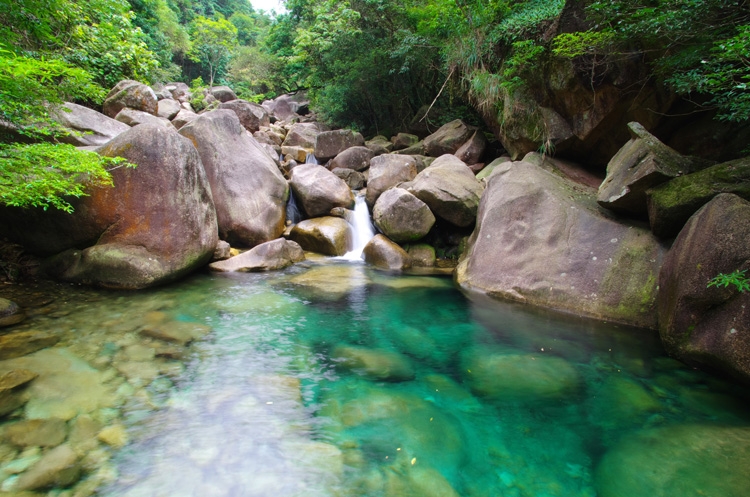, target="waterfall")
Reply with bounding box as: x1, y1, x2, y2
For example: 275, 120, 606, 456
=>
305, 152, 319, 165
341, 194, 375, 260
286, 189, 303, 225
